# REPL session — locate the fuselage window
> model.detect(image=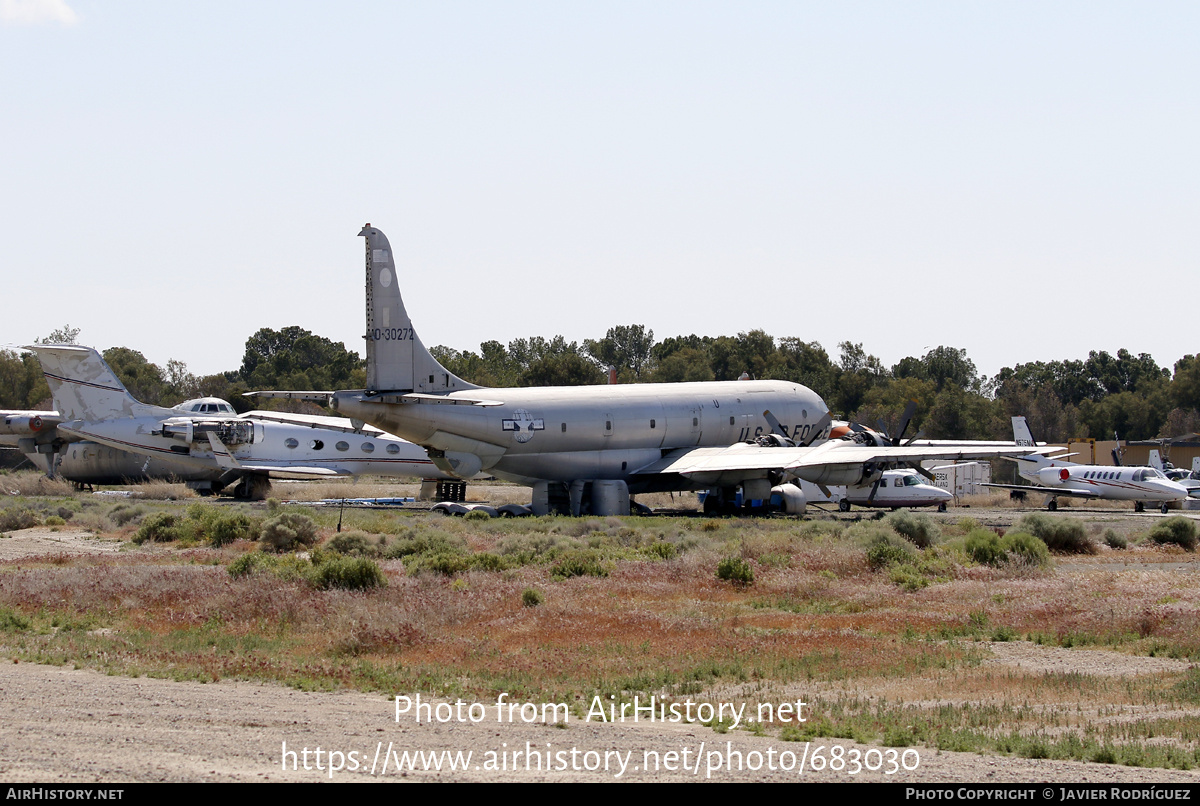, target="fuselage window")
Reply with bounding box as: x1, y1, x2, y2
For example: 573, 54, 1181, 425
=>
336, 441, 349, 452
650, 419, 655, 429
386, 444, 400, 454
361, 442, 375, 453
561, 423, 567, 432
285, 438, 298, 449
311, 440, 324, 450
729, 417, 735, 426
